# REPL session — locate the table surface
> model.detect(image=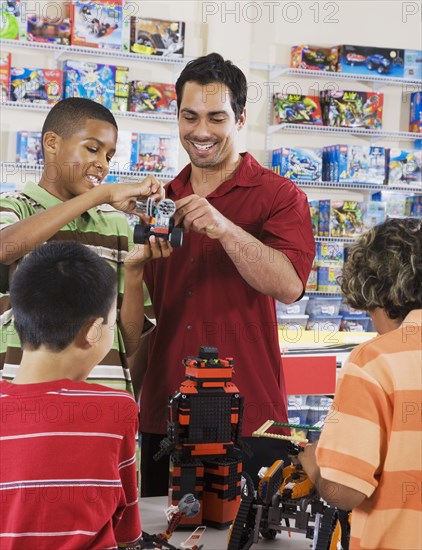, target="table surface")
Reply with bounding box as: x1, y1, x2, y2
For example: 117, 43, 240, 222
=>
139, 496, 314, 550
